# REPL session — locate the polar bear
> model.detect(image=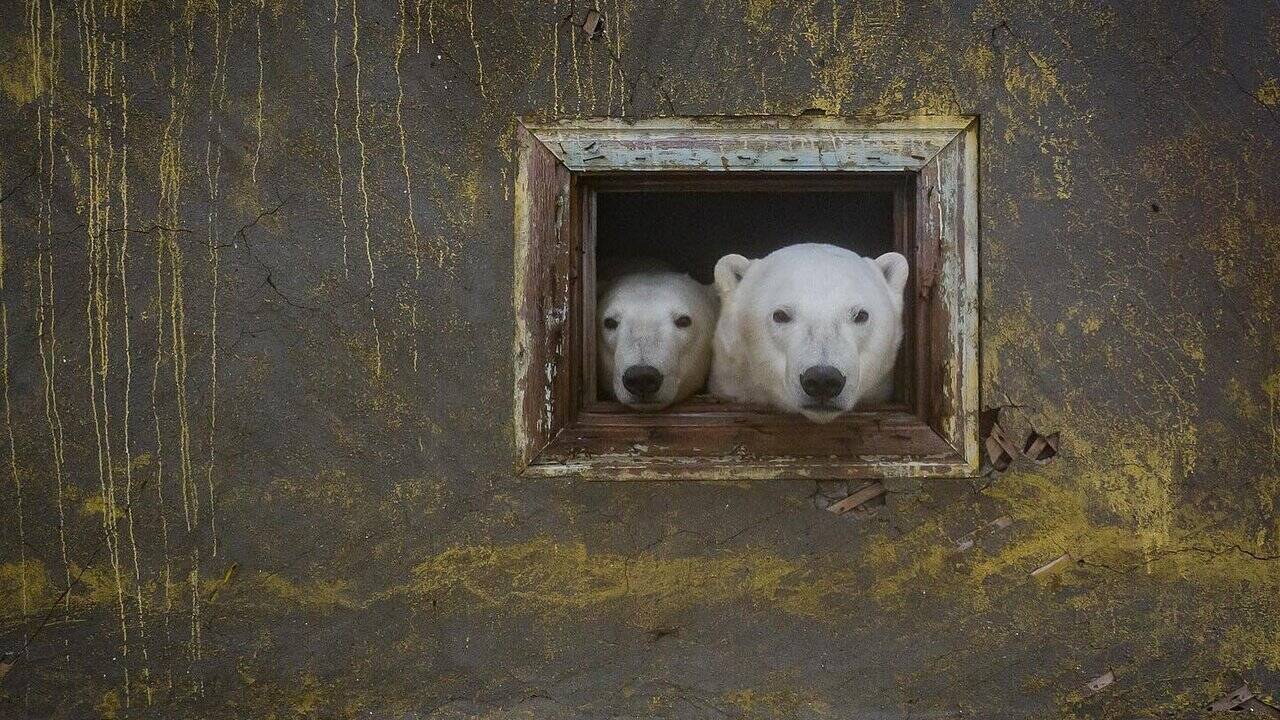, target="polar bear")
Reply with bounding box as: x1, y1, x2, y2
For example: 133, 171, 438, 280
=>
597, 260, 718, 409
709, 243, 909, 423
